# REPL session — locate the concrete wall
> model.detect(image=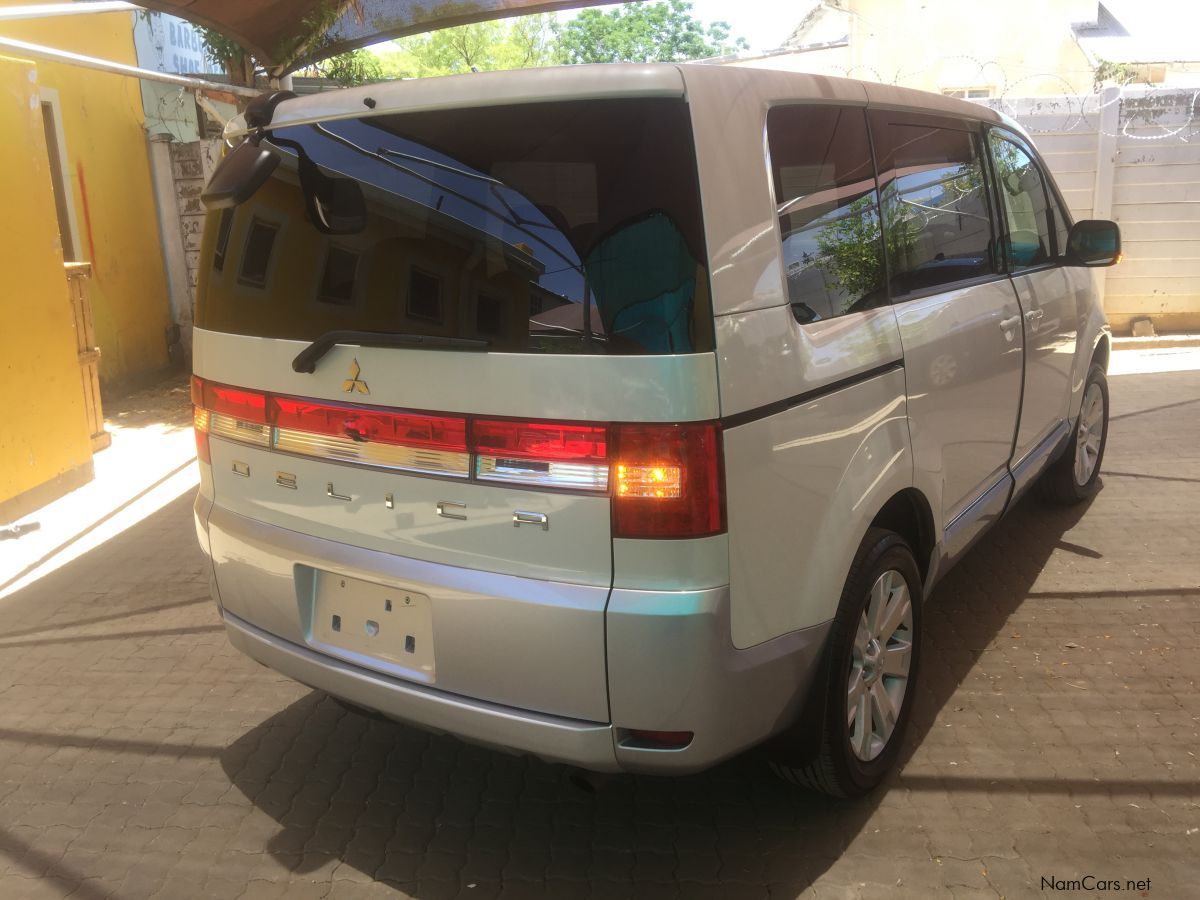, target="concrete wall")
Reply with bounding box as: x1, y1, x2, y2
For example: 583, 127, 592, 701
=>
984, 87, 1200, 333
1, 3, 173, 386
0, 56, 94, 523
729, 0, 1099, 96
